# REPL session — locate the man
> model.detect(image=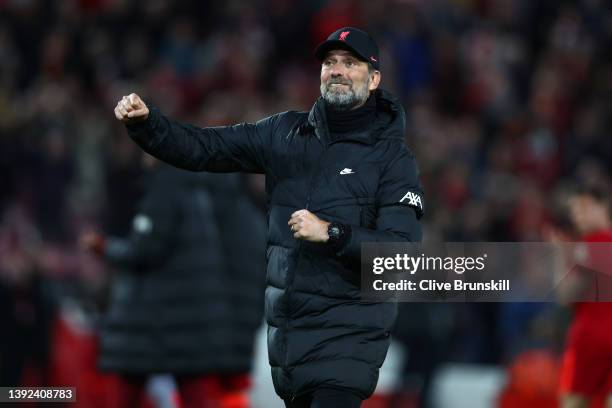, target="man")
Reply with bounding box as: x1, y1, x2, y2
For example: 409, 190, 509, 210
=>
557, 186, 612, 408
82, 154, 266, 407
115, 27, 424, 407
